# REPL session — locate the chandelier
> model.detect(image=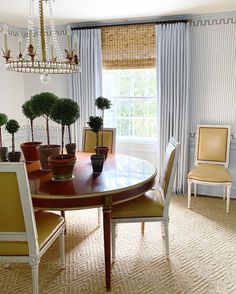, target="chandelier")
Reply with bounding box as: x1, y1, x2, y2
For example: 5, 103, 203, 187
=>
2, 0, 80, 84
